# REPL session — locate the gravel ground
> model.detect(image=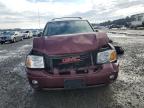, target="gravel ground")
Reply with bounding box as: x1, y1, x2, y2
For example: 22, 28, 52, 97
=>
0, 33, 144, 108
